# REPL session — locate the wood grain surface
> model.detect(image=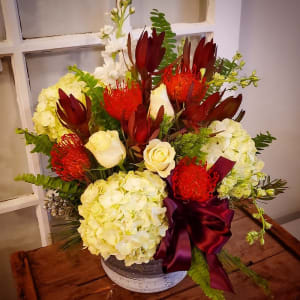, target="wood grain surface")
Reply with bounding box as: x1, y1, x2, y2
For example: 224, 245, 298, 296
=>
10, 210, 300, 300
